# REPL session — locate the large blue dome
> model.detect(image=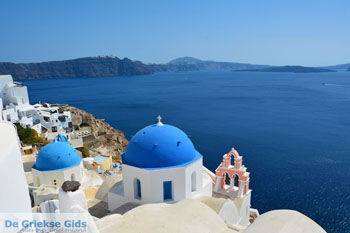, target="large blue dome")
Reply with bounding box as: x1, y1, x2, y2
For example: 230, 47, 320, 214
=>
122, 123, 202, 169
33, 137, 81, 171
